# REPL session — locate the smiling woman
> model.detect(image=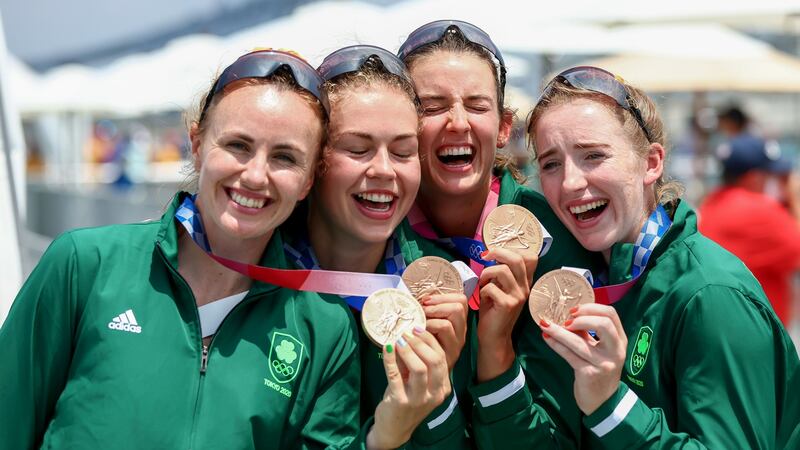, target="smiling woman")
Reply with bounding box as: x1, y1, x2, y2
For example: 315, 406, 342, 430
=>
0, 49, 365, 449
279, 44, 473, 449
482, 65, 800, 449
